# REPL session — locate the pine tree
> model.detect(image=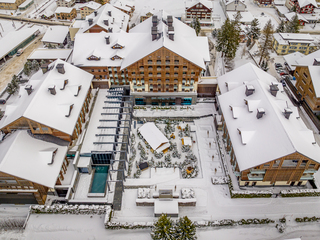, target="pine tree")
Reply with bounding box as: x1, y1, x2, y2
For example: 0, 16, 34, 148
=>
216, 18, 240, 59
6, 75, 19, 95
174, 216, 197, 240
276, 20, 286, 33
258, 20, 274, 65
23, 61, 32, 76
191, 17, 201, 36
151, 214, 175, 240
250, 18, 261, 41
285, 14, 300, 33
31, 60, 40, 72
